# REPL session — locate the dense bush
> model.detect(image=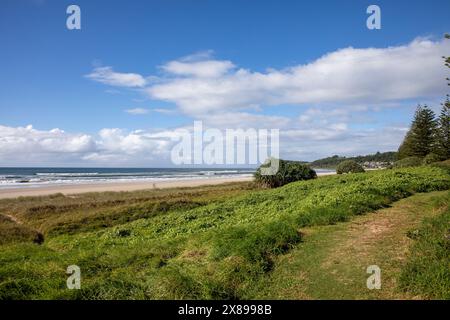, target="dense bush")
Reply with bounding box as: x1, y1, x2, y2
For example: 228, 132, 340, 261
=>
393, 156, 423, 168
336, 160, 365, 174
422, 153, 442, 165
254, 159, 317, 188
